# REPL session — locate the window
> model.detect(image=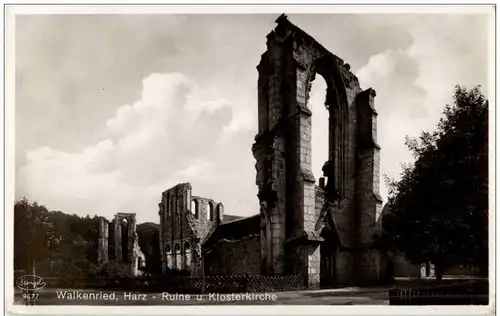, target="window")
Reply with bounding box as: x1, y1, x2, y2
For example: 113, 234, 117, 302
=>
166, 245, 172, 269
138, 257, 145, 269
309, 74, 329, 187
184, 242, 191, 269
174, 244, 181, 270
191, 200, 198, 217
